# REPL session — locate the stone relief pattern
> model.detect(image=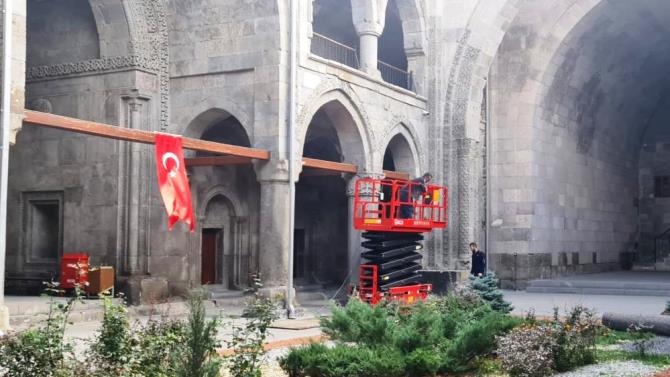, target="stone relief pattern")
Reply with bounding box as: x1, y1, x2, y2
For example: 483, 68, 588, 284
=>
26, 55, 158, 81
441, 29, 470, 266
127, 0, 170, 131
457, 137, 475, 270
